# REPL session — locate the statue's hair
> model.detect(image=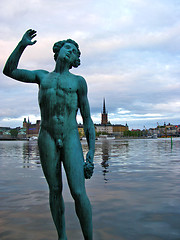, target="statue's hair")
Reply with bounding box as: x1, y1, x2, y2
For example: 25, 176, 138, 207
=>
53, 39, 81, 69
